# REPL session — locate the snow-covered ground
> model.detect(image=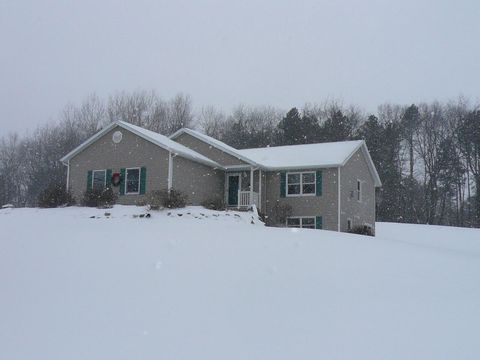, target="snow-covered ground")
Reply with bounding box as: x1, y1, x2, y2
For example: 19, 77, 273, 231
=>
1, 206, 479, 360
